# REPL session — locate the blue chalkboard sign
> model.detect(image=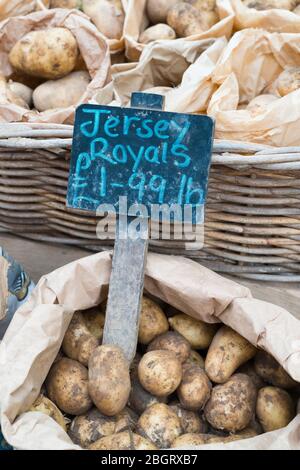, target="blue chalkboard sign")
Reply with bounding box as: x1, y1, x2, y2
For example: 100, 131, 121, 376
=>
67, 94, 214, 223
